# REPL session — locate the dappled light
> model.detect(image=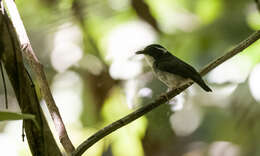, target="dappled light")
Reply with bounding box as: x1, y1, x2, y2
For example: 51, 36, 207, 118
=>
249, 63, 260, 101
208, 141, 240, 156
169, 92, 185, 111
246, 5, 260, 30
51, 23, 83, 72
51, 71, 83, 124
170, 106, 202, 136
105, 21, 156, 80
208, 54, 252, 84
146, 0, 200, 33
1, 0, 260, 155
0, 122, 30, 155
